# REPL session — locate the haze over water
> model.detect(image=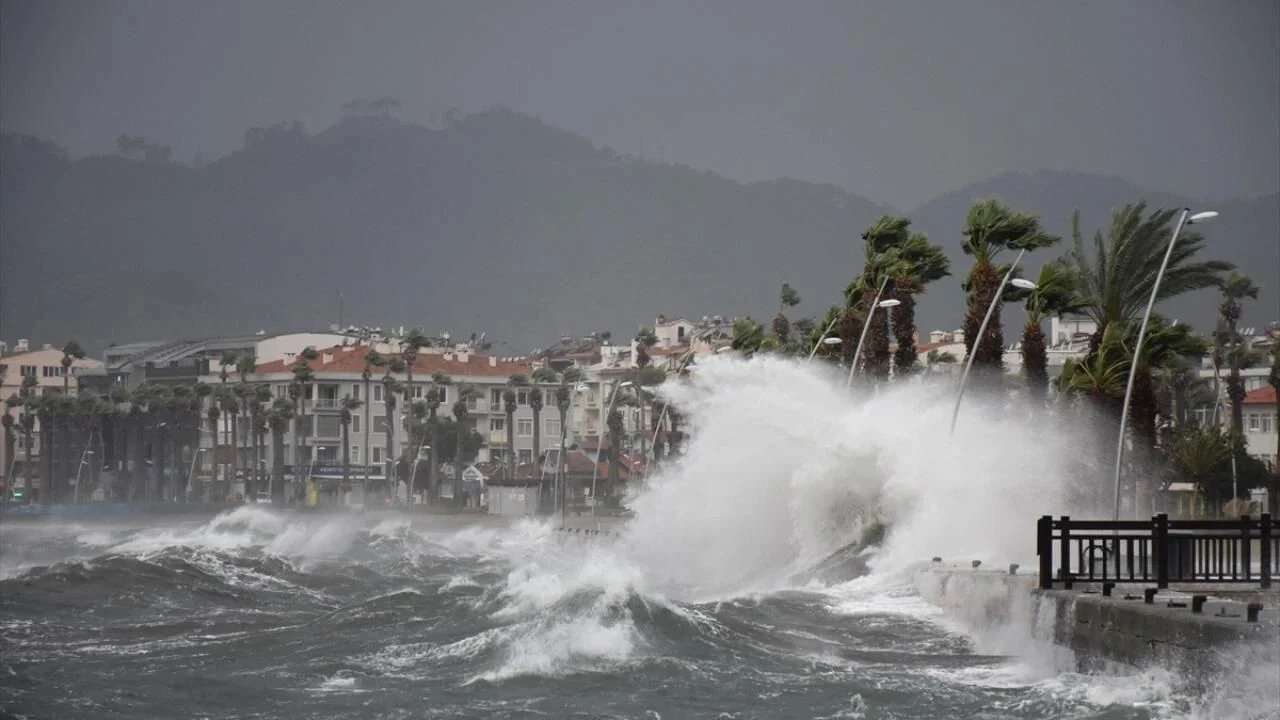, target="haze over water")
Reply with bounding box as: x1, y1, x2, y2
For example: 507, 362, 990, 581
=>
2, 356, 1276, 719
